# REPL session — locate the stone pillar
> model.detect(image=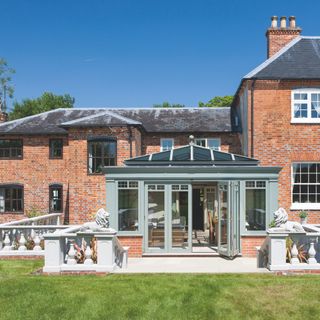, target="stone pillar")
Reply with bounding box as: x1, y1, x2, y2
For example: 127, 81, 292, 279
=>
96, 230, 117, 272
267, 231, 288, 271
43, 234, 65, 273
